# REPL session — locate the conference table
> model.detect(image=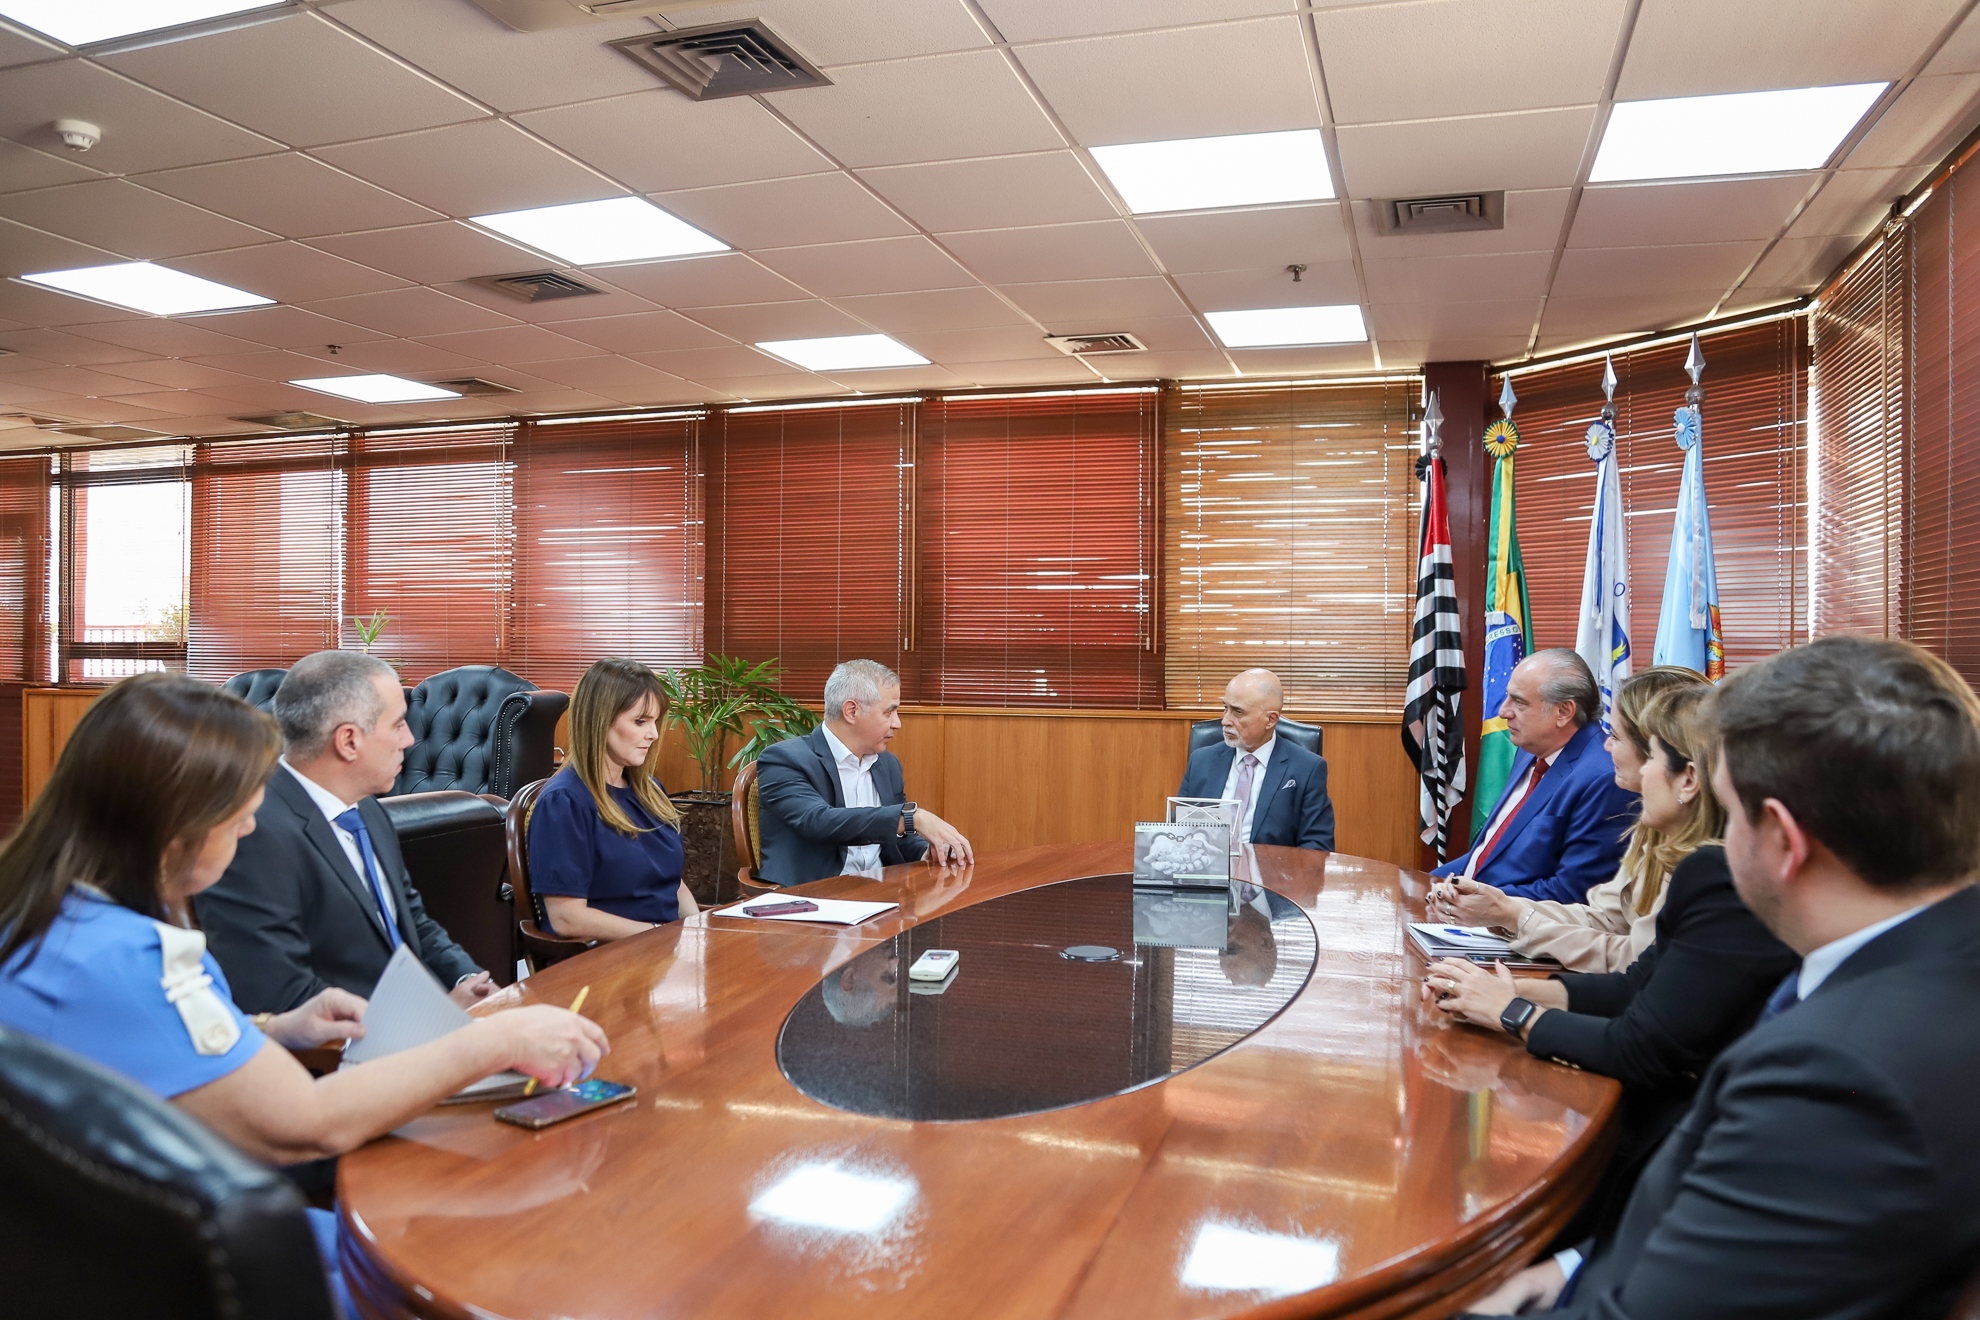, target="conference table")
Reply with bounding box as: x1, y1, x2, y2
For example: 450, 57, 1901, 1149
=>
337, 844, 1619, 1319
